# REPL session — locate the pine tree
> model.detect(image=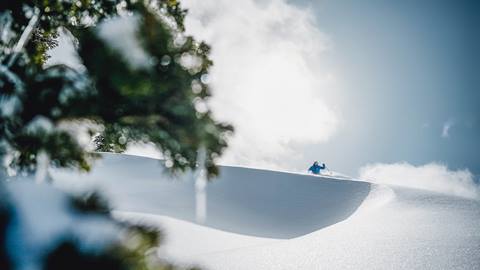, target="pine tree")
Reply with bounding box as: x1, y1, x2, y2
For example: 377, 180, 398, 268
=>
0, 1, 232, 269
0, 0, 233, 179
